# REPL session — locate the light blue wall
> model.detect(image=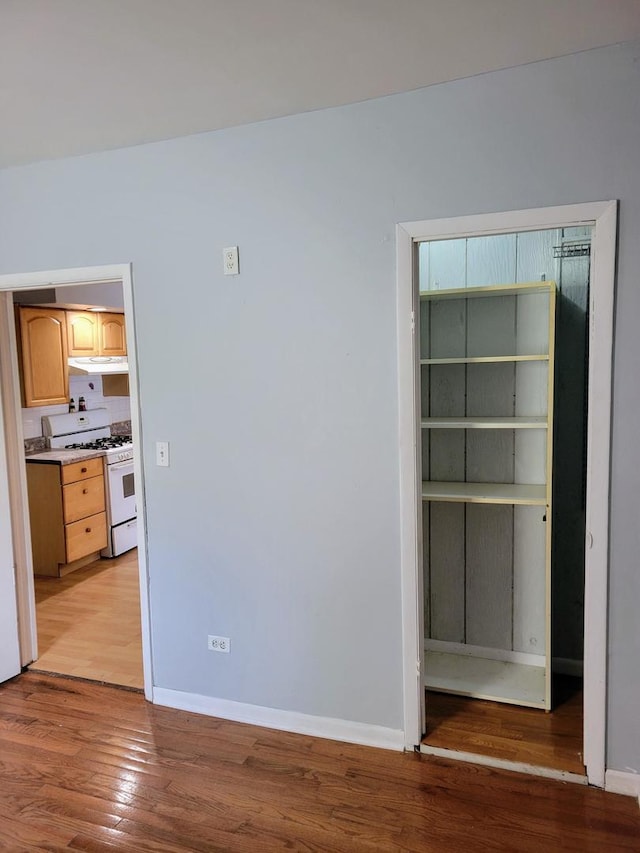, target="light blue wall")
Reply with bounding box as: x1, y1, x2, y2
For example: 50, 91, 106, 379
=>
1, 40, 639, 770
